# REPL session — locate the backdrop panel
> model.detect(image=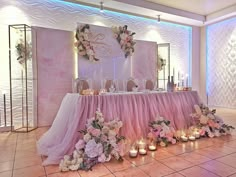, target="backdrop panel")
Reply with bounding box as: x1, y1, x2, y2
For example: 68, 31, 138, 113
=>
77, 24, 157, 90
36, 27, 74, 126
